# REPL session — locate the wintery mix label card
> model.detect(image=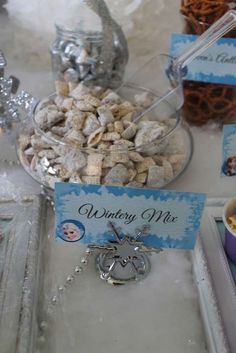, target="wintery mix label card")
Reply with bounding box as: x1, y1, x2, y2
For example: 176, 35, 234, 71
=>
55, 183, 206, 250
